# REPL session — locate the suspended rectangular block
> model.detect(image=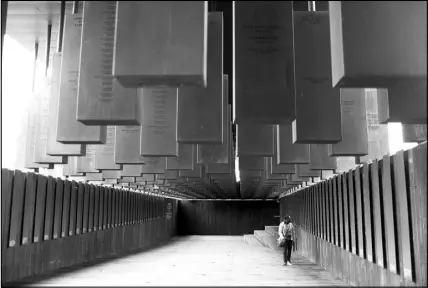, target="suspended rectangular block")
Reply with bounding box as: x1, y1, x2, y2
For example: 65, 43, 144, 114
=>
237, 124, 274, 157
24, 94, 50, 169
297, 164, 321, 178
77, 2, 141, 125
205, 161, 235, 175
85, 173, 103, 181
285, 179, 300, 188
292, 11, 341, 144
154, 180, 166, 186
285, 176, 301, 186
321, 170, 336, 180
328, 89, 368, 156
140, 157, 166, 174
271, 125, 296, 174
166, 144, 194, 170
33, 81, 65, 164
309, 144, 337, 171
177, 12, 223, 144
285, 184, 301, 189
156, 170, 179, 180
402, 124, 427, 143
146, 180, 165, 186
104, 179, 118, 184
136, 175, 155, 182
159, 183, 172, 187
336, 157, 356, 174
262, 182, 280, 189
46, 52, 83, 156
179, 164, 204, 178
140, 87, 178, 157
234, 1, 295, 124
240, 170, 262, 178
165, 179, 182, 184
113, 1, 207, 88
265, 169, 287, 181
204, 114, 233, 174
280, 181, 295, 189
239, 156, 264, 171
359, 89, 390, 163
197, 78, 230, 163
119, 177, 135, 183
377, 80, 427, 124
210, 174, 232, 181
77, 145, 98, 173
277, 124, 310, 164
95, 126, 121, 170
269, 157, 295, 175
57, 12, 106, 144
205, 163, 231, 174
329, 1, 427, 88
63, 157, 83, 176
115, 126, 146, 164
102, 170, 121, 179
115, 183, 129, 188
